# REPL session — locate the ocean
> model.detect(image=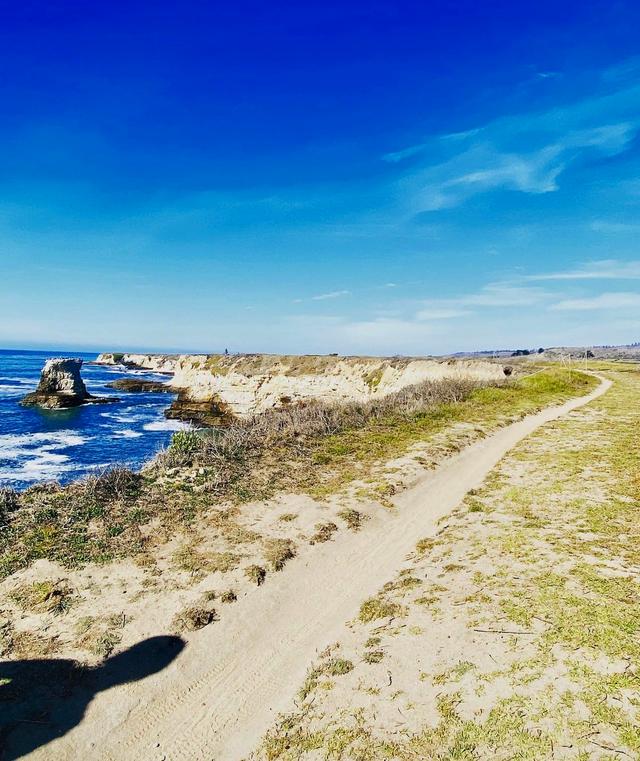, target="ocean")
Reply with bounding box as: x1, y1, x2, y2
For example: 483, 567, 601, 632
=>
0, 349, 187, 489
